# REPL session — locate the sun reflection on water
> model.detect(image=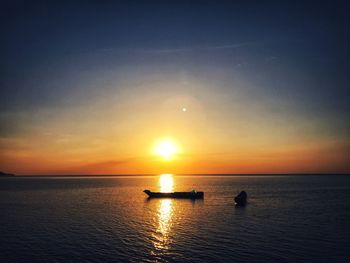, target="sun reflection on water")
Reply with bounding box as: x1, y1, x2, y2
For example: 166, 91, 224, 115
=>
159, 173, 174, 193
152, 174, 174, 252
154, 199, 173, 250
